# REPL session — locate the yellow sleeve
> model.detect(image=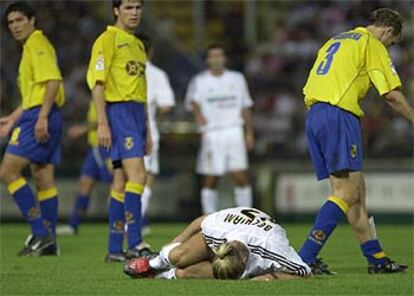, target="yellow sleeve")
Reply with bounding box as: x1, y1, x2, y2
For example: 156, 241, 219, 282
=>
366, 37, 402, 96
30, 37, 62, 83
87, 33, 115, 89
